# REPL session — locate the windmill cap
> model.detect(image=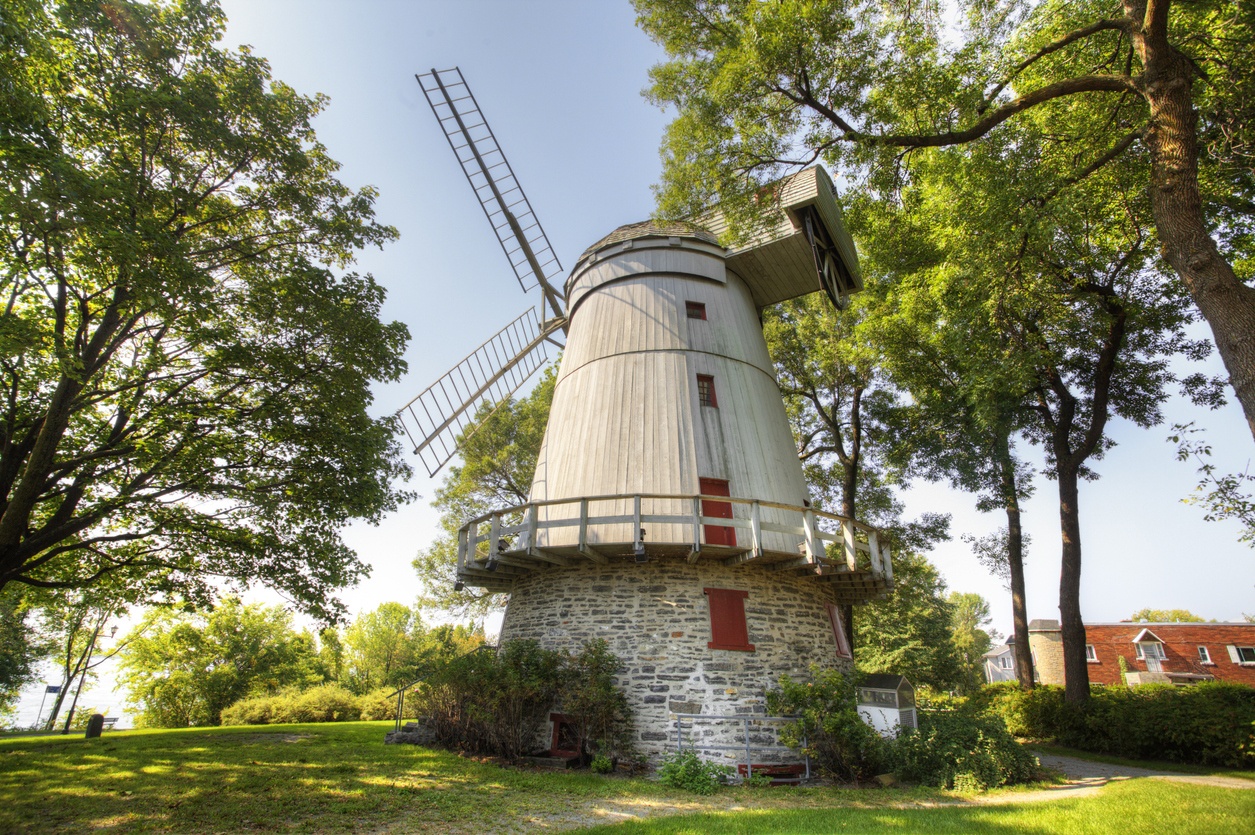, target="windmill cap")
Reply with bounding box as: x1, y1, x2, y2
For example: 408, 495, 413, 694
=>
576, 220, 721, 263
